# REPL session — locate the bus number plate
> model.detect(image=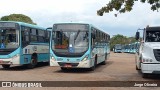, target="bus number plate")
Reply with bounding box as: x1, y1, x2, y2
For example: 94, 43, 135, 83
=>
0, 60, 3, 63
64, 64, 72, 68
